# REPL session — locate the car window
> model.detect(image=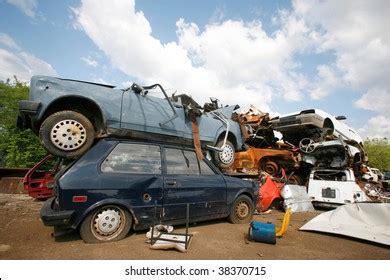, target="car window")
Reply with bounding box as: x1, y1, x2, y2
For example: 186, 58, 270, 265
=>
313, 171, 347, 181
165, 148, 200, 175
101, 143, 161, 174
199, 160, 216, 175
